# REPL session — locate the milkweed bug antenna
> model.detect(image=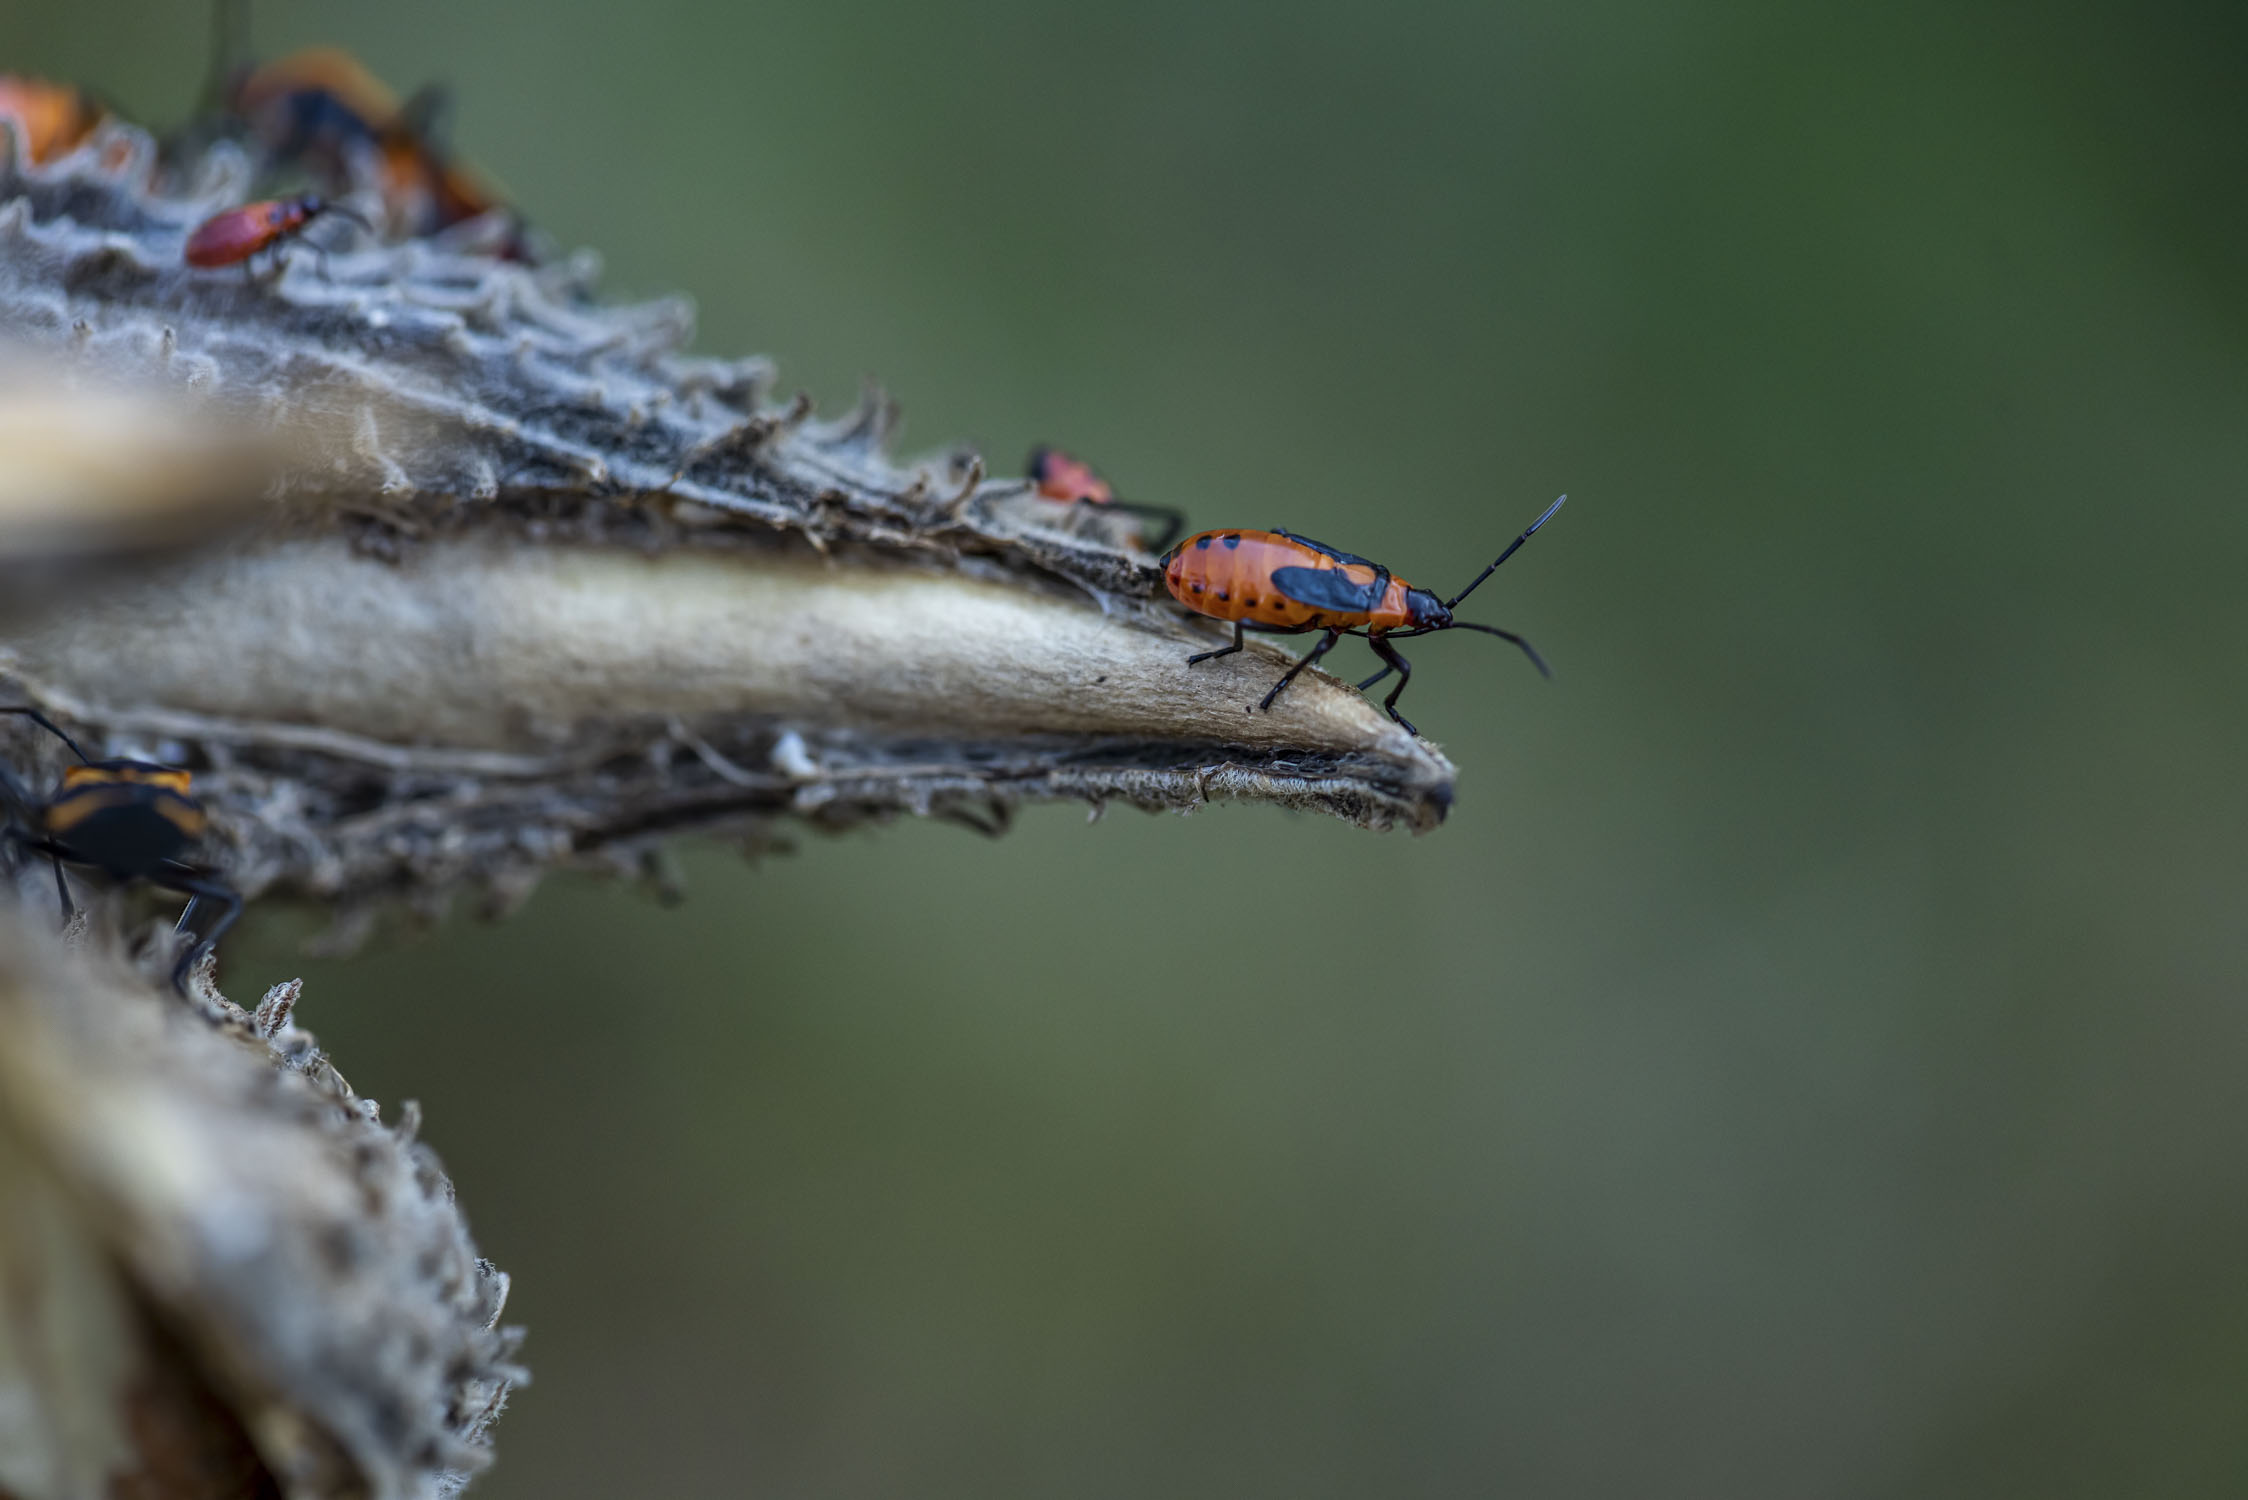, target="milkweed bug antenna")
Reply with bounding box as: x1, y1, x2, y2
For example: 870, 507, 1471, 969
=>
1381, 620, 1550, 677
0, 706, 243, 990
1356, 494, 1567, 693
1154, 495, 1567, 737
1442, 493, 1568, 611
395, 81, 452, 142
199, 0, 252, 117
0, 705, 91, 764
